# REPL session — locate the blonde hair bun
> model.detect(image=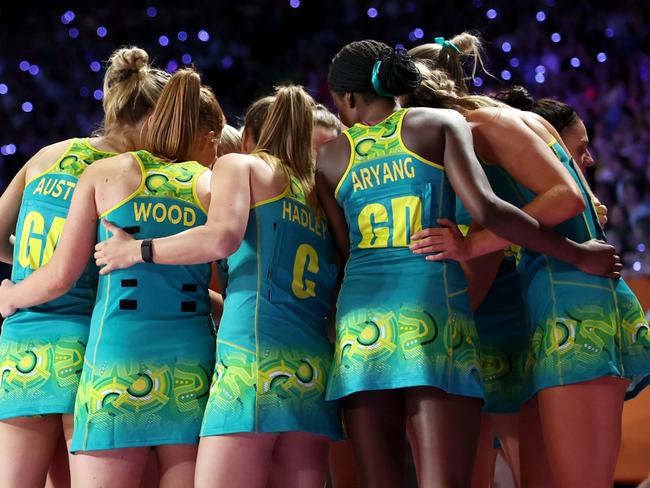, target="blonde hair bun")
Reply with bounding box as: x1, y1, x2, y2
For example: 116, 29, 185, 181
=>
106, 47, 149, 86
449, 32, 482, 55
100, 46, 170, 130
